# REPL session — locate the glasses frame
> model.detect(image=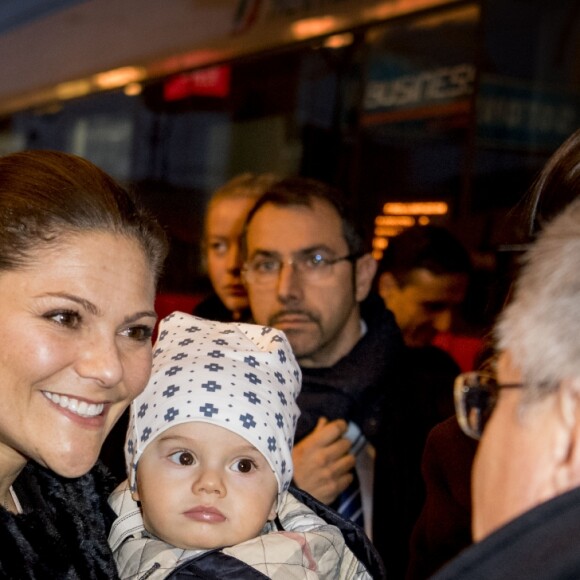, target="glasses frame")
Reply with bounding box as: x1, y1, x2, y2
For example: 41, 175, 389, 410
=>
242, 252, 360, 286
454, 371, 522, 440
